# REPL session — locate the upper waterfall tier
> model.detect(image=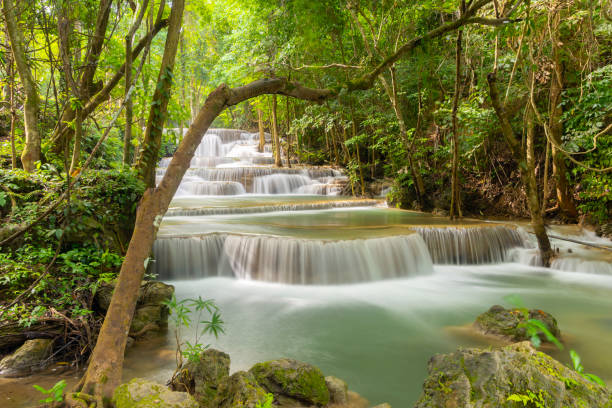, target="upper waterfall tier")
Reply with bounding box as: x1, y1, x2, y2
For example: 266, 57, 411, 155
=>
157, 129, 346, 195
